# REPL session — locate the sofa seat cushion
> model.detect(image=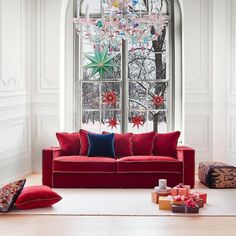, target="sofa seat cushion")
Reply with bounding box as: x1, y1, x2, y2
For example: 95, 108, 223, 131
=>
53, 156, 117, 173
117, 156, 183, 173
